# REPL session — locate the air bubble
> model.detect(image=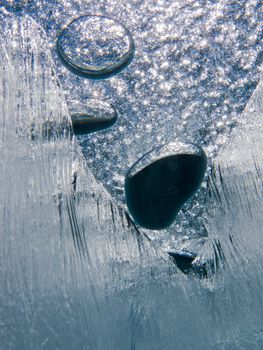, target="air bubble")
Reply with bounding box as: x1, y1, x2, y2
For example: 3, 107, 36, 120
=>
125, 142, 207, 230
70, 99, 118, 135
57, 15, 134, 78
